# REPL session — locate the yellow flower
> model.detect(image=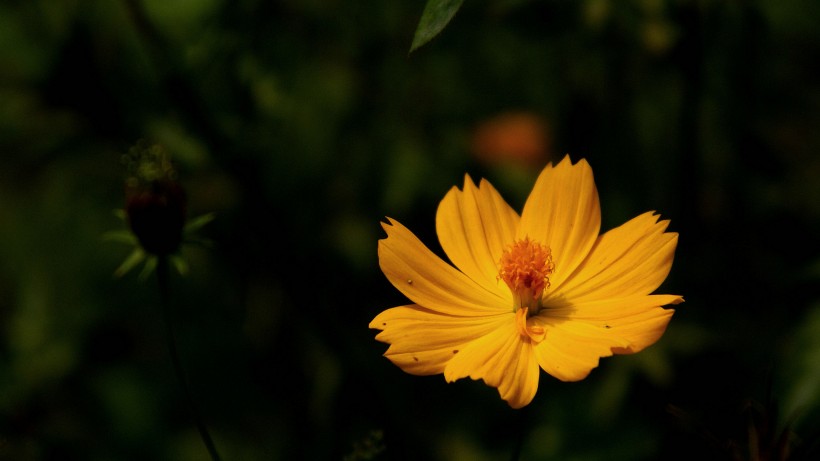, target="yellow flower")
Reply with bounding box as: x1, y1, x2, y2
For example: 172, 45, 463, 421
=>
369, 155, 683, 408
